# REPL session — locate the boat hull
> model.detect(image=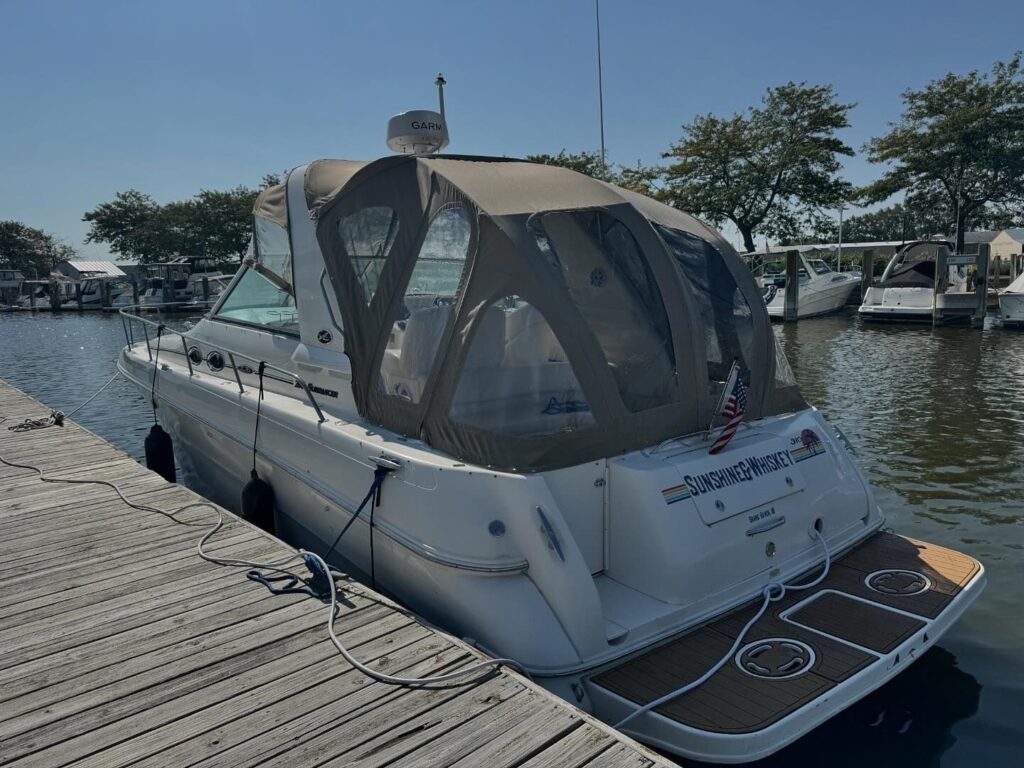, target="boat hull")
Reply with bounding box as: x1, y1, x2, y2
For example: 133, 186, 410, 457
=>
999, 292, 1024, 325
767, 277, 859, 319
